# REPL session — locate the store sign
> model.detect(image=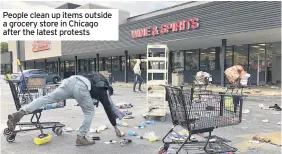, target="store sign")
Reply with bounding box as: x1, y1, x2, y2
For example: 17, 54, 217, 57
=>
131, 17, 199, 39
32, 41, 51, 52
